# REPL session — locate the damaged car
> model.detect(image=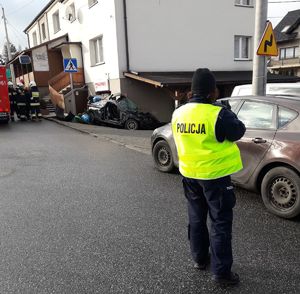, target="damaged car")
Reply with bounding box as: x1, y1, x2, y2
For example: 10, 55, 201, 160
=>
87, 93, 160, 130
